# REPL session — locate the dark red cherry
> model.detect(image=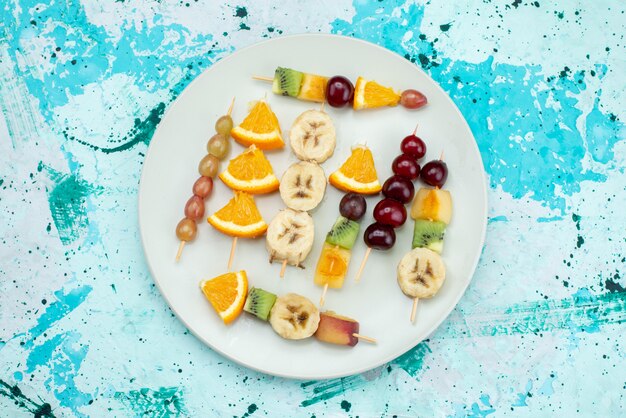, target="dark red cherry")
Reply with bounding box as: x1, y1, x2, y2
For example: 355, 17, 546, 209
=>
420, 160, 448, 188
339, 192, 367, 221
373, 198, 407, 228
325, 76, 354, 108
400, 135, 427, 159
363, 223, 396, 250
382, 175, 415, 203
391, 155, 420, 180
